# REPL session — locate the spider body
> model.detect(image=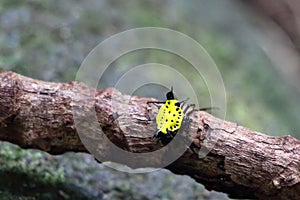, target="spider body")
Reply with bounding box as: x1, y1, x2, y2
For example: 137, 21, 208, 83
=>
147, 87, 216, 149
156, 96, 184, 137
148, 87, 193, 141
